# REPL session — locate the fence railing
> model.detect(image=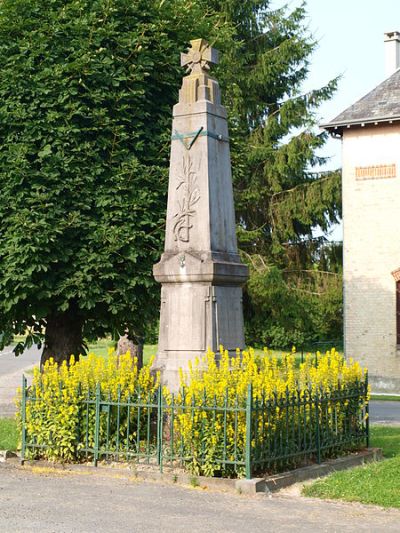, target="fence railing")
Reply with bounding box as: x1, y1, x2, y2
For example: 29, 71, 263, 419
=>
20, 375, 369, 479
